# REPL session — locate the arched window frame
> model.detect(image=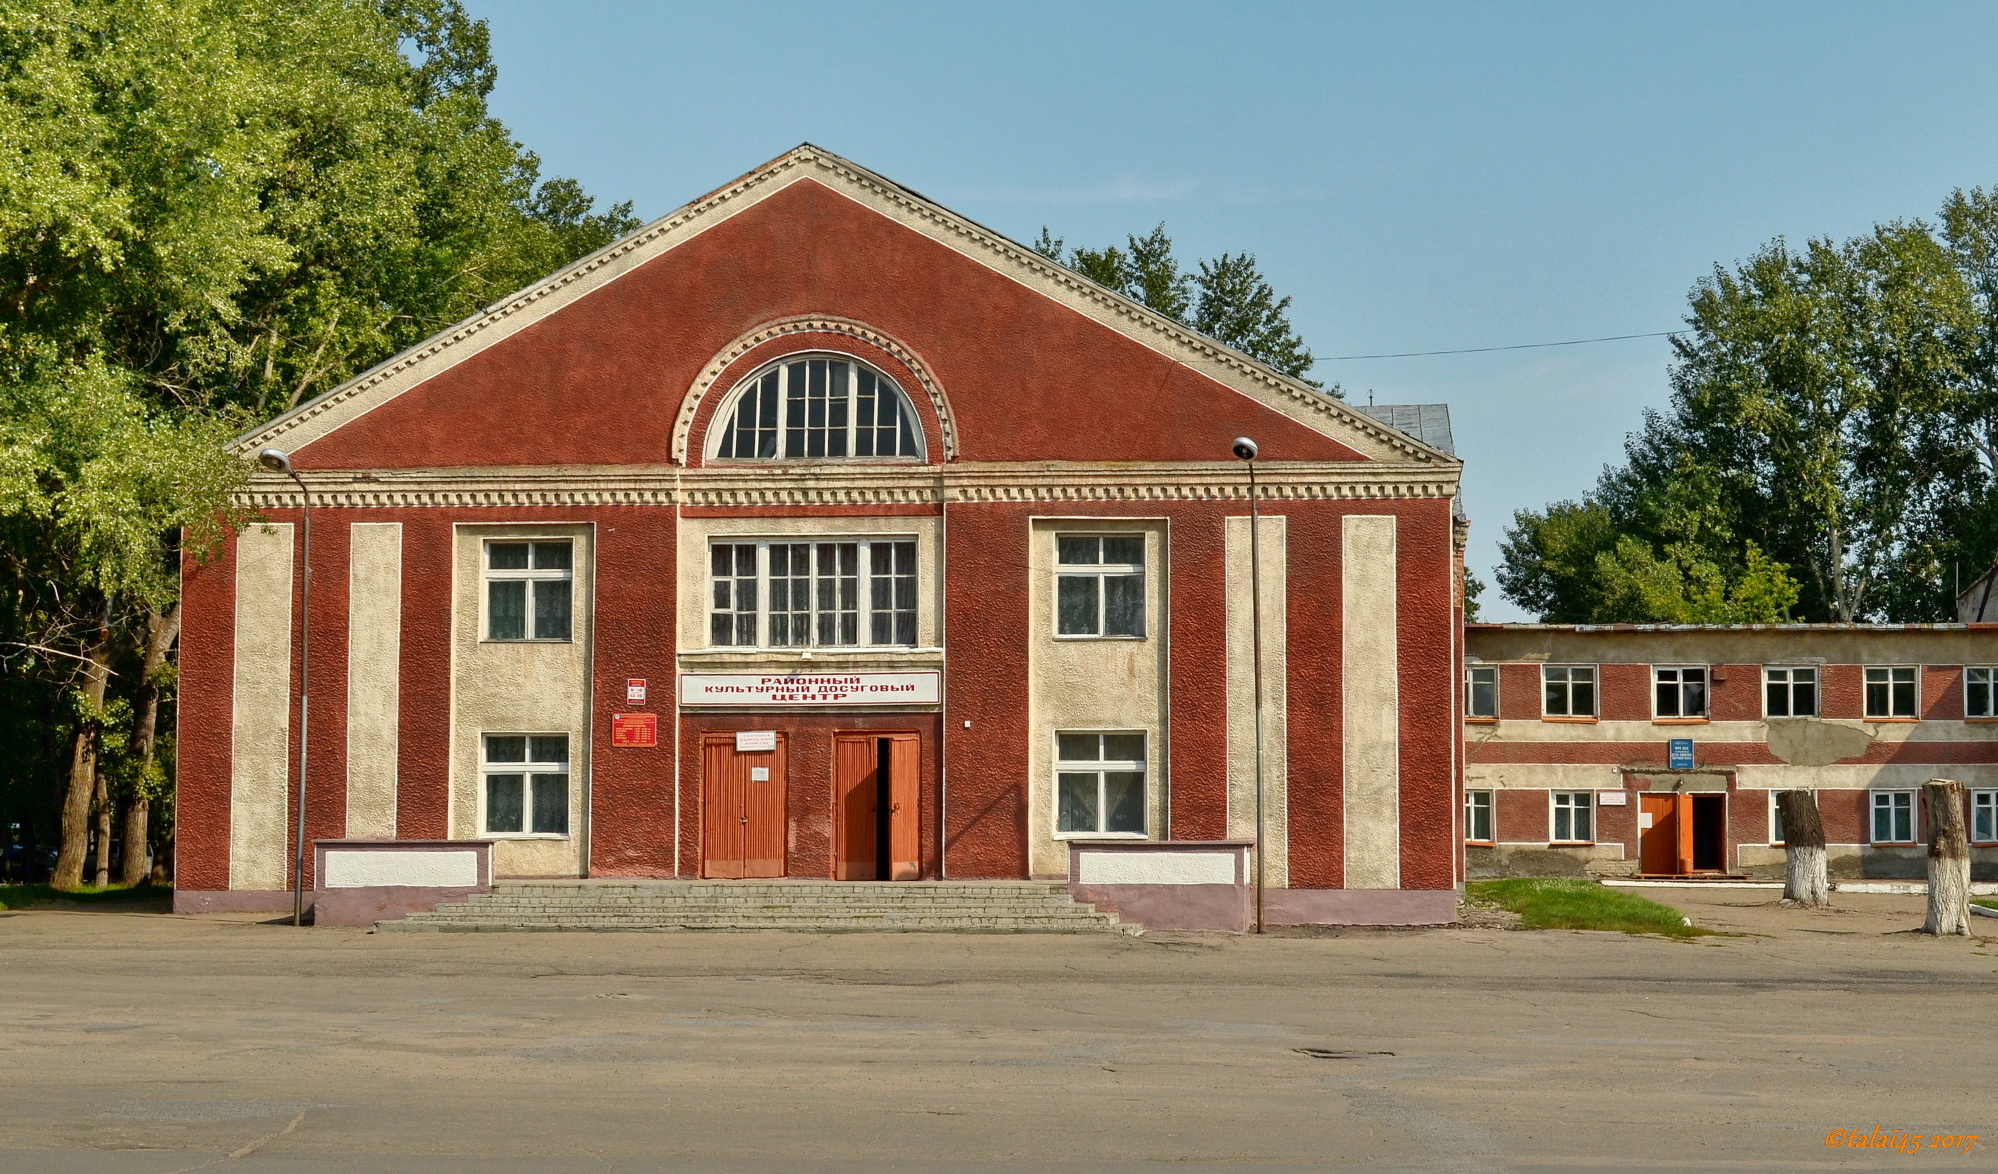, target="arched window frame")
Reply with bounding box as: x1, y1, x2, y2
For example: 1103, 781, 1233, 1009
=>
706, 352, 927, 462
